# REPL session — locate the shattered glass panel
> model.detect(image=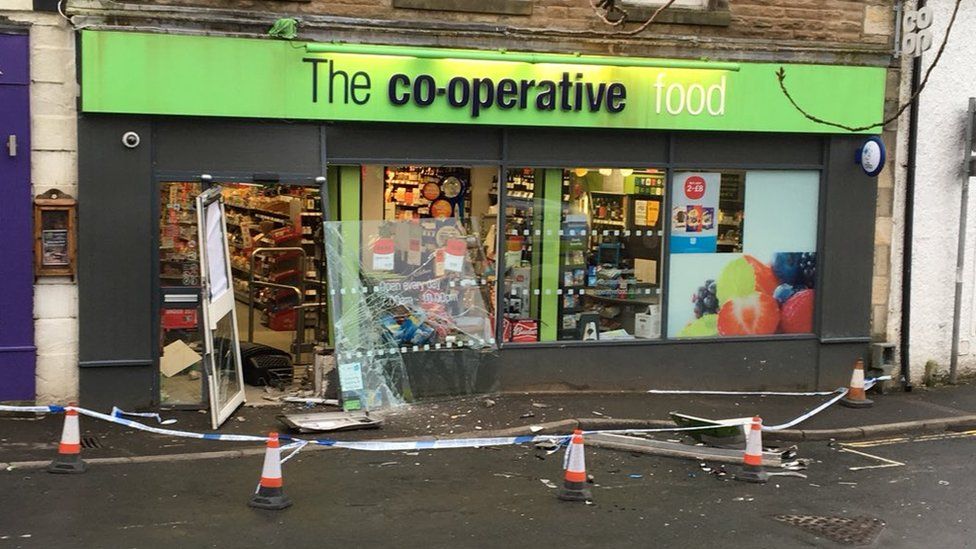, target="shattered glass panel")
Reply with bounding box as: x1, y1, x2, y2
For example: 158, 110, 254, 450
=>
324, 219, 496, 411
211, 313, 243, 408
